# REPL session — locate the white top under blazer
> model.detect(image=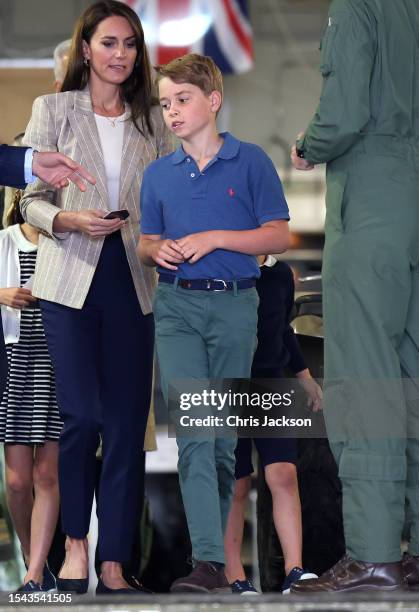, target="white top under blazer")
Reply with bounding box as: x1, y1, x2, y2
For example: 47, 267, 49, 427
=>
20, 88, 173, 312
